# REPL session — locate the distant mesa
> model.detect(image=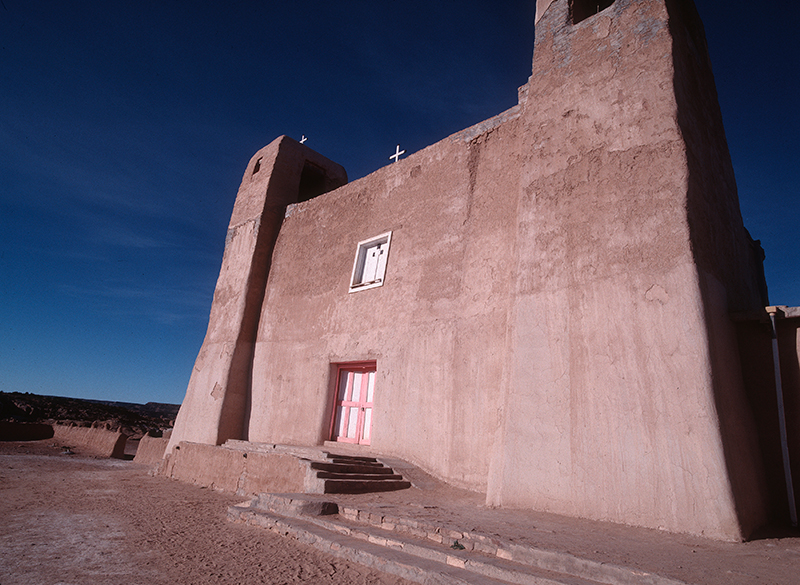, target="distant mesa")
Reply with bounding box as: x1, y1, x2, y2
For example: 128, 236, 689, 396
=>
0, 391, 178, 441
